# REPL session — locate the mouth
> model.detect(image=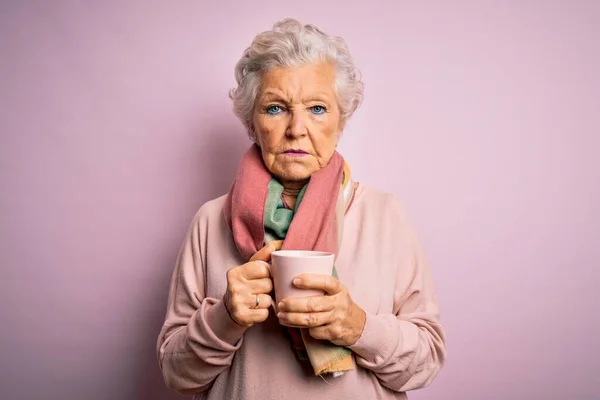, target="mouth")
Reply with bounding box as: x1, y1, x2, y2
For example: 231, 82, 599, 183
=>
283, 149, 308, 154
283, 149, 308, 158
